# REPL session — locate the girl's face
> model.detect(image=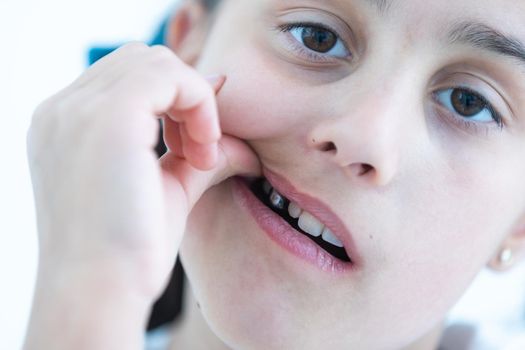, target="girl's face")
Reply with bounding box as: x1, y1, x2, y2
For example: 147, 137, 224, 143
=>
176, 0, 525, 348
